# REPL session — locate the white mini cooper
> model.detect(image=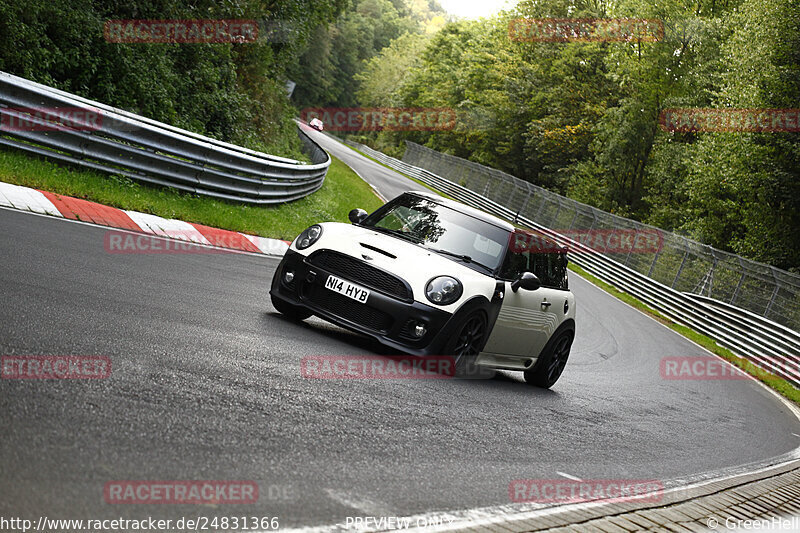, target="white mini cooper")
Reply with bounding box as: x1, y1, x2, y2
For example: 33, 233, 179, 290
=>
270, 191, 576, 387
